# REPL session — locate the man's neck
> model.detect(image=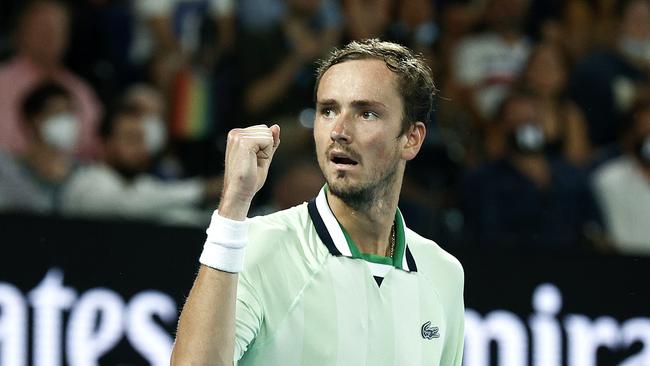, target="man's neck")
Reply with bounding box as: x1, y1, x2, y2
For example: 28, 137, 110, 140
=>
326, 181, 402, 257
